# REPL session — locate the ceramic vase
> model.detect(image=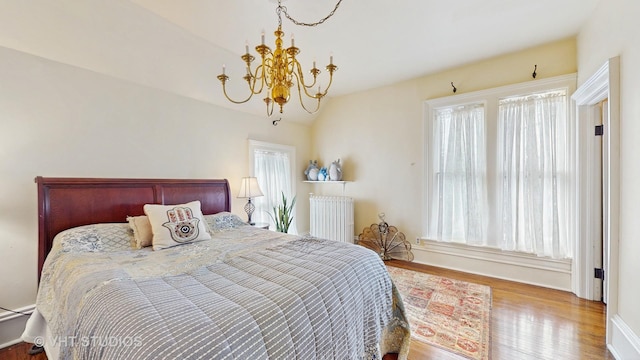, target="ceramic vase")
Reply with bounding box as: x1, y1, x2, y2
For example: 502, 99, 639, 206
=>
329, 159, 342, 181
304, 160, 318, 181
308, 167, 319, 181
